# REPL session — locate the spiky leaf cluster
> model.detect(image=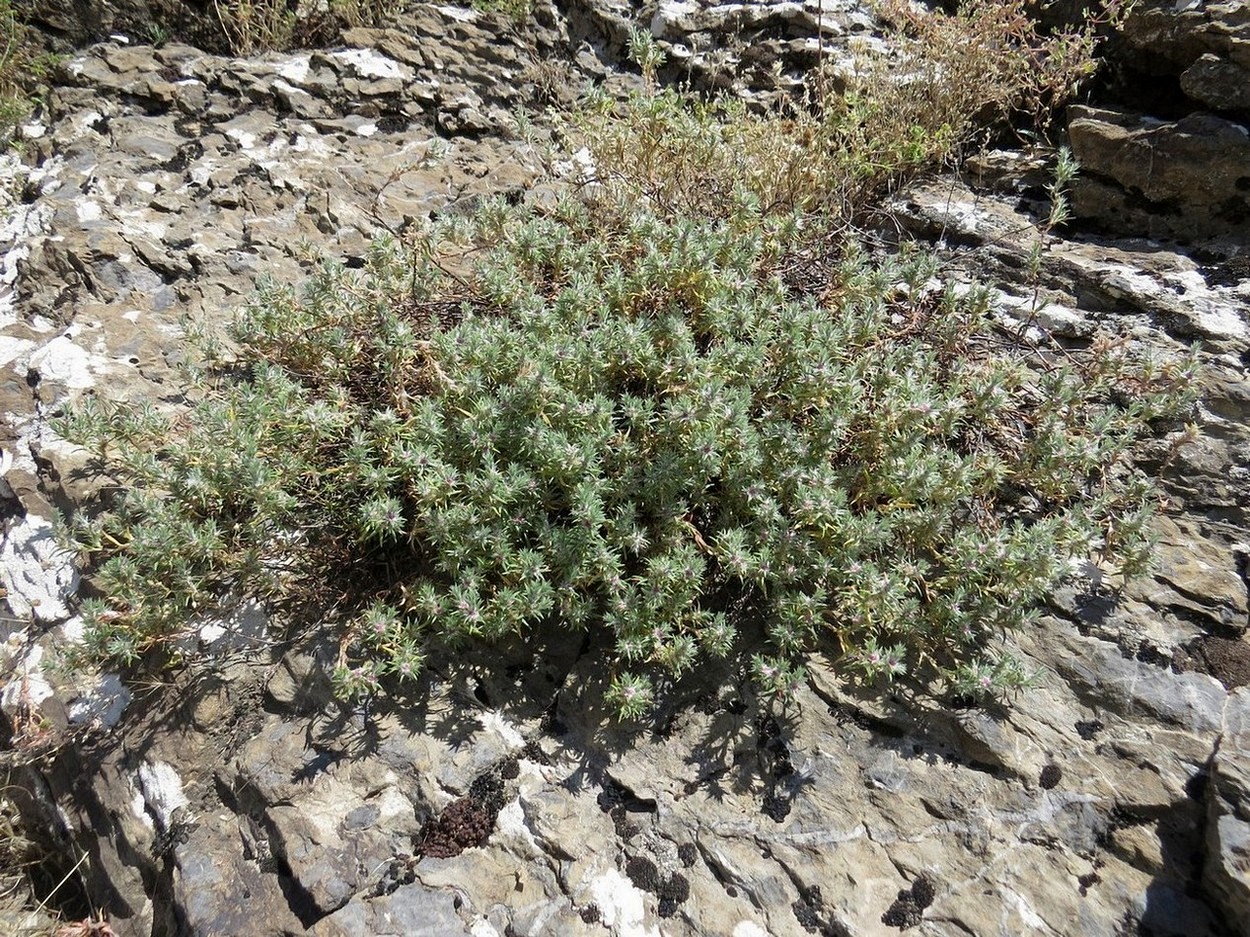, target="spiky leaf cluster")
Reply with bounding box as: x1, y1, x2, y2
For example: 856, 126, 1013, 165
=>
55, 187, 1197, 713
